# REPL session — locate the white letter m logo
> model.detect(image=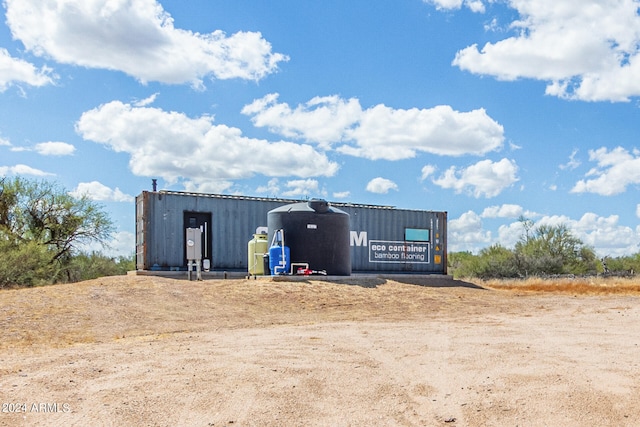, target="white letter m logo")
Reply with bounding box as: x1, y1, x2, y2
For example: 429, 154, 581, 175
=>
350, 231, 367, 247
